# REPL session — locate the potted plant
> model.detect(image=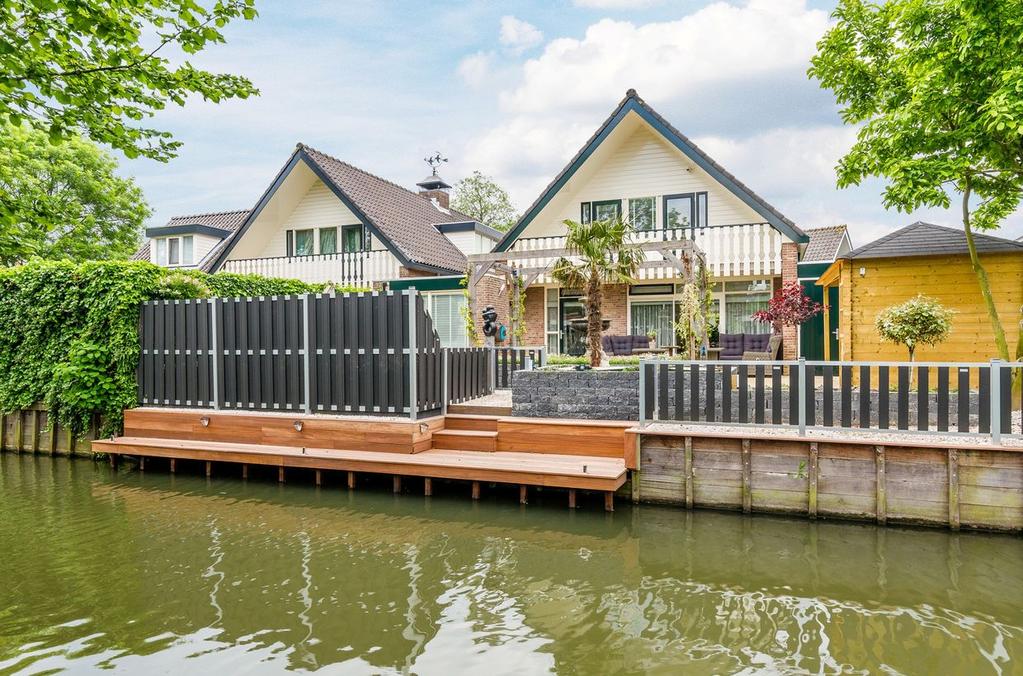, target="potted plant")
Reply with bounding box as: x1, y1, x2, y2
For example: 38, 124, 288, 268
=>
645, 330, 658, 348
